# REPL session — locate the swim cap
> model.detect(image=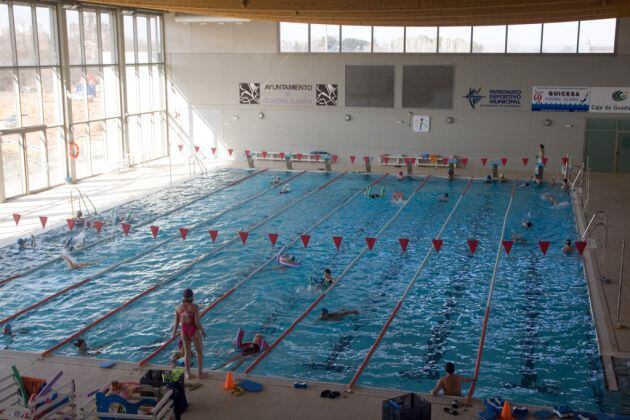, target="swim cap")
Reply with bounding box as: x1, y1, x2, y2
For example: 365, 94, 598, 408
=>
17, 238, 24, 245
324, 268, 331, 275
321, 308, 328, 315
183, 289, 194, 302
526, 221, 532, 228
